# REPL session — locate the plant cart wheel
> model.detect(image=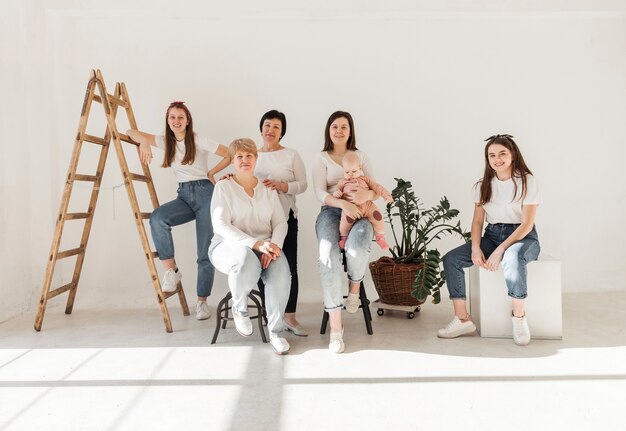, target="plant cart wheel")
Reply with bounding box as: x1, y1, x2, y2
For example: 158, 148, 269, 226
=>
377, 309, 384, 316
407, 312, 415, 319
416, 305, 421, 312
